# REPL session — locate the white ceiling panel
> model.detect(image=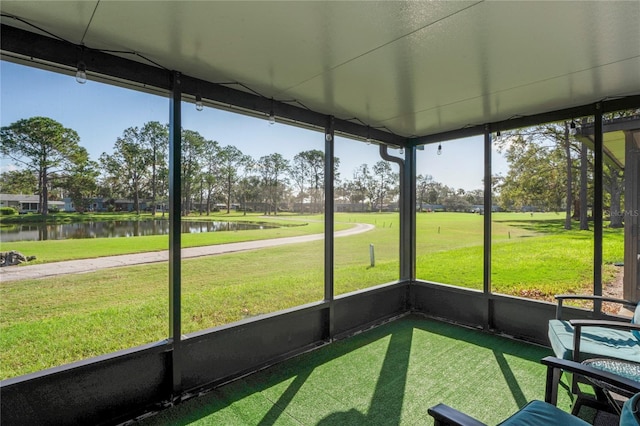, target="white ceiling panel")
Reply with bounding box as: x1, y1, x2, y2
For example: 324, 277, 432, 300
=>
1, 0, 639, 138
0, 1, 98, 43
